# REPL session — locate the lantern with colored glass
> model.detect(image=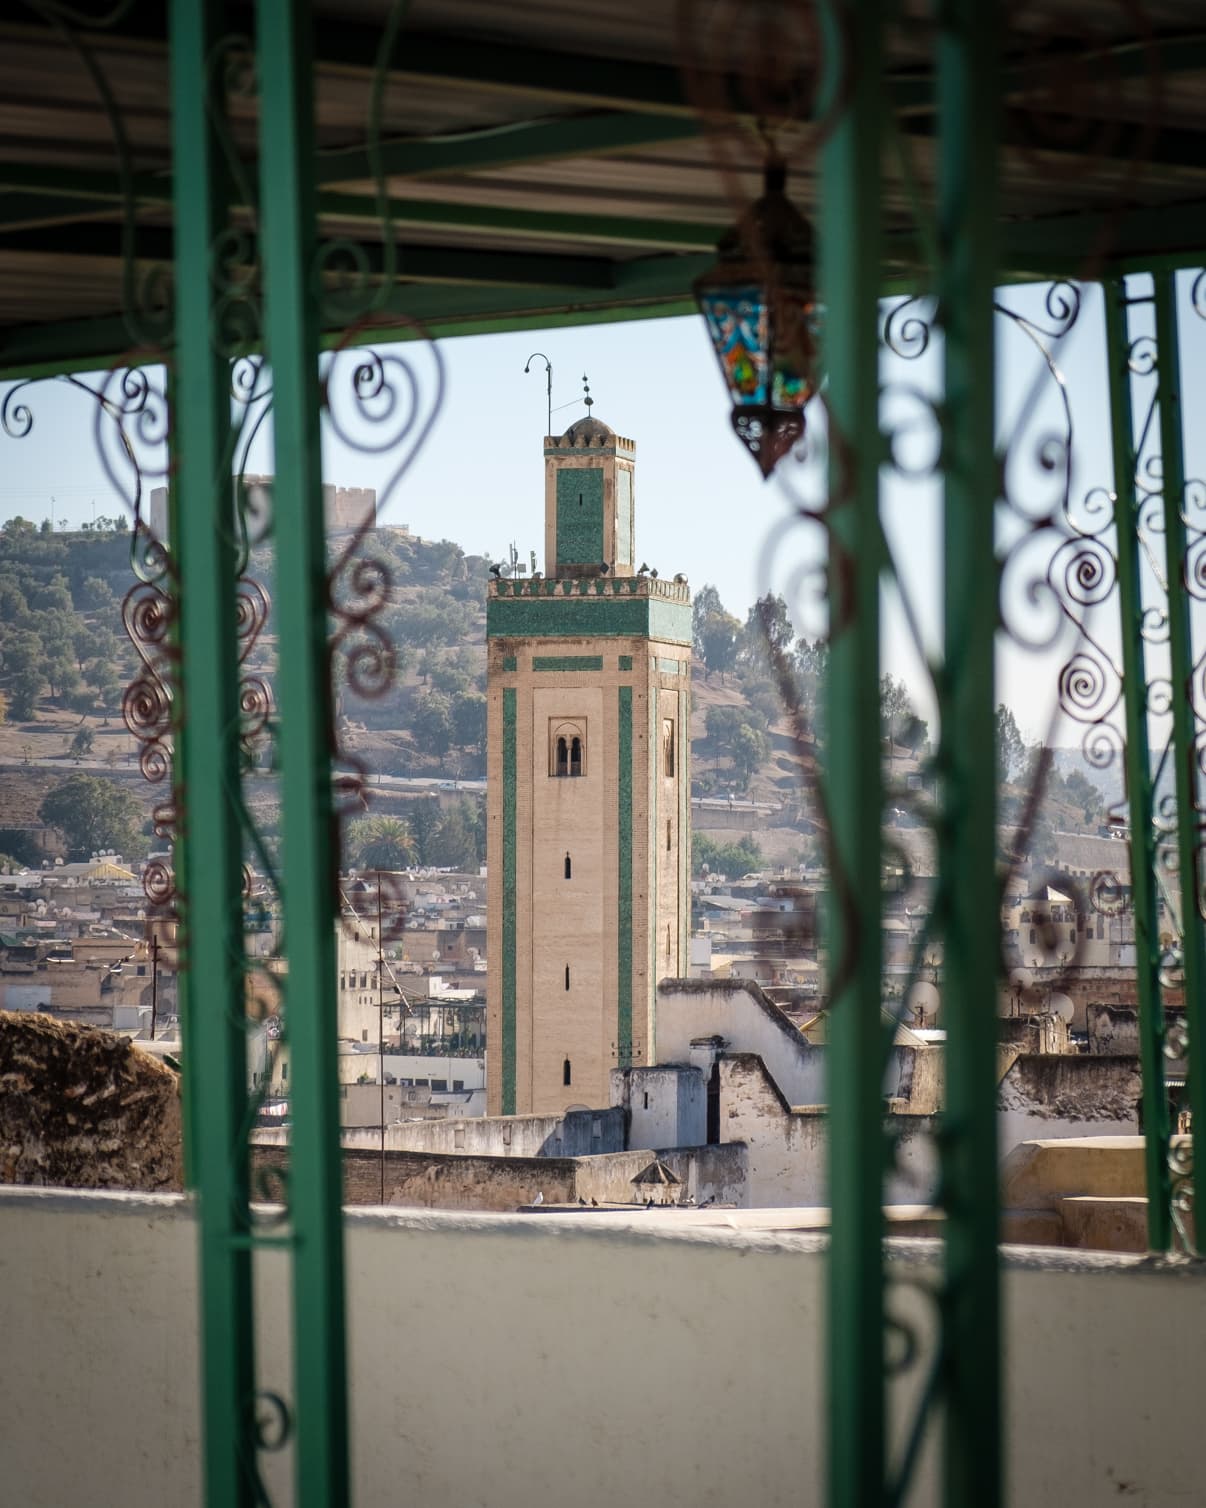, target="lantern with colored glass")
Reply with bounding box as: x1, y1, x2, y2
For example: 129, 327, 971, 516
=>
694, 158, 821, 479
